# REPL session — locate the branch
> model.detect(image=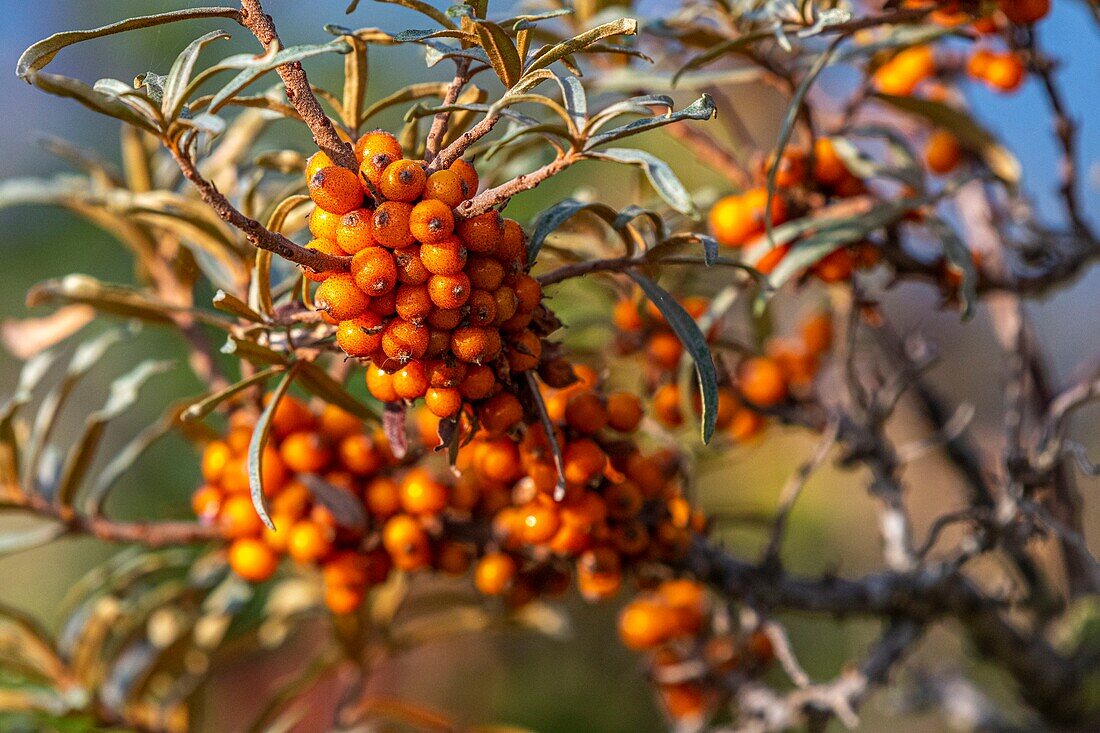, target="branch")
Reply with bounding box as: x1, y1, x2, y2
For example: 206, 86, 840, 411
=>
169, 142, 350, 274
239, 0, 358, 171
455, 153, 578, 218
424, 59, 471, 163
427, 112, 501, 173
